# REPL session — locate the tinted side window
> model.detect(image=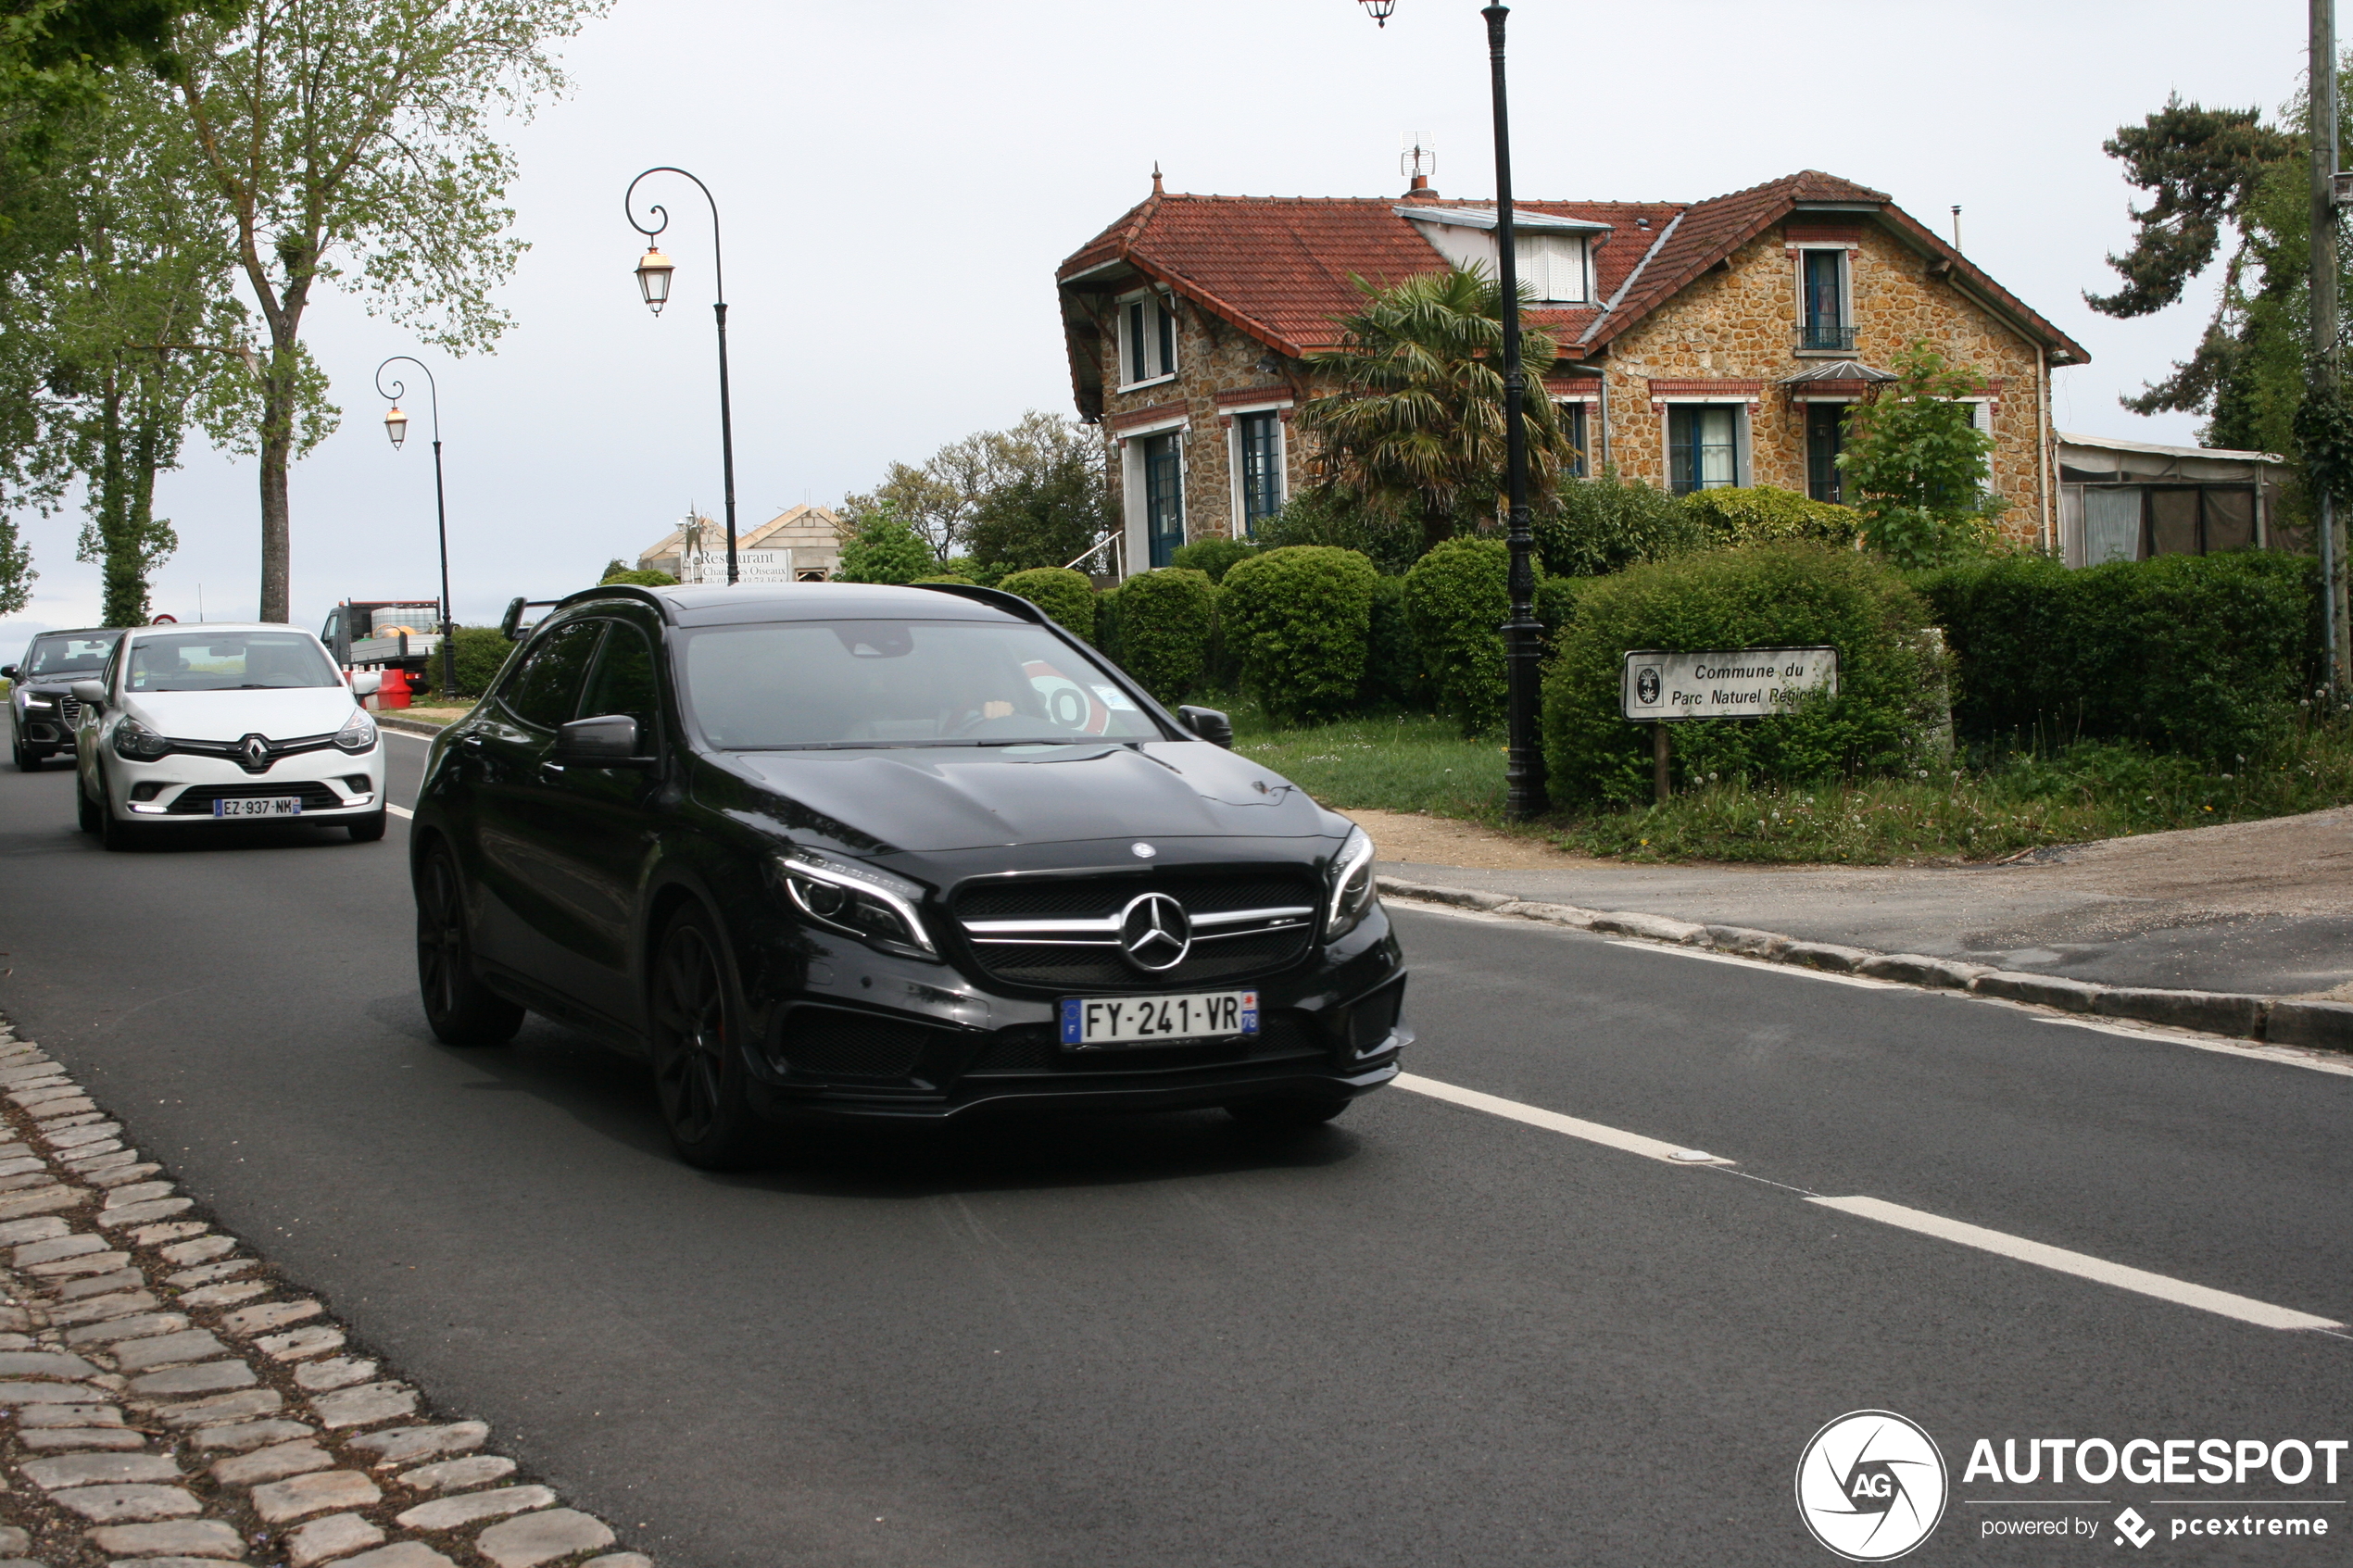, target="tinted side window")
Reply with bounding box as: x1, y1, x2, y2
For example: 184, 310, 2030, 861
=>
580, 622, 661, 740
501, 621, 604, 730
